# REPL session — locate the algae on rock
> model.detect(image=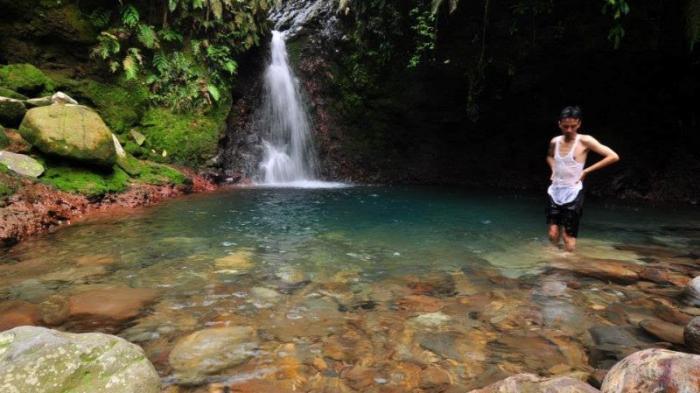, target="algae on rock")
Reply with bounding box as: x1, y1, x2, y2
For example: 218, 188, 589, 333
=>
0, 64, 54, 96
